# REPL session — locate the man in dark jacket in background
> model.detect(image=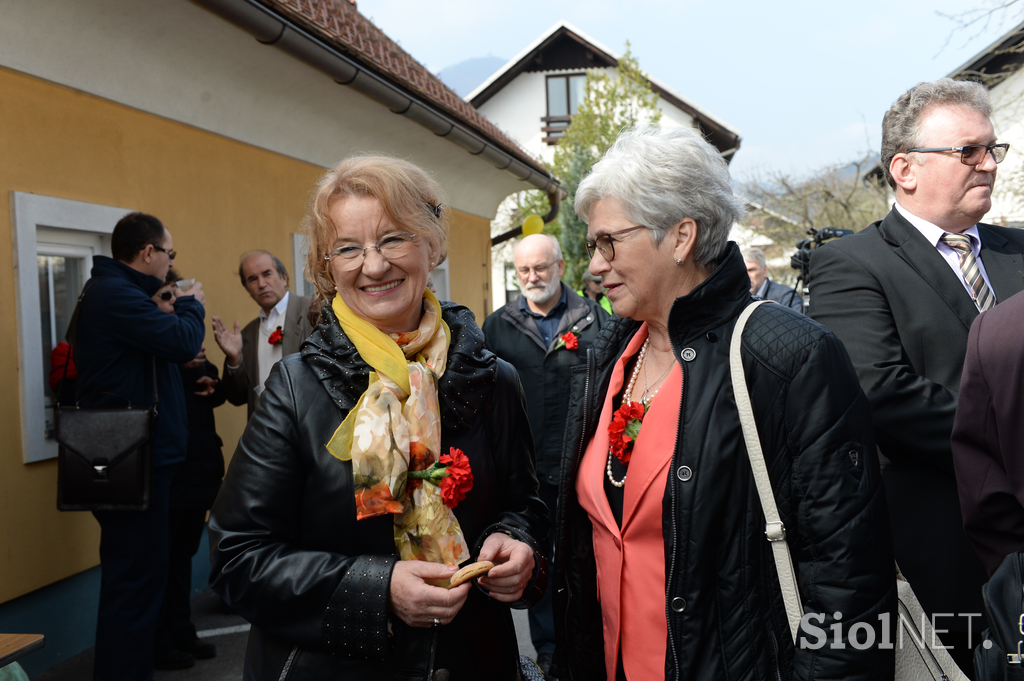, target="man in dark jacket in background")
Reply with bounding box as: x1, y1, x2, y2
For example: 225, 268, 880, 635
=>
743, 247, 802, 311
482, 233, 609, 678
75, 212, 205, 681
